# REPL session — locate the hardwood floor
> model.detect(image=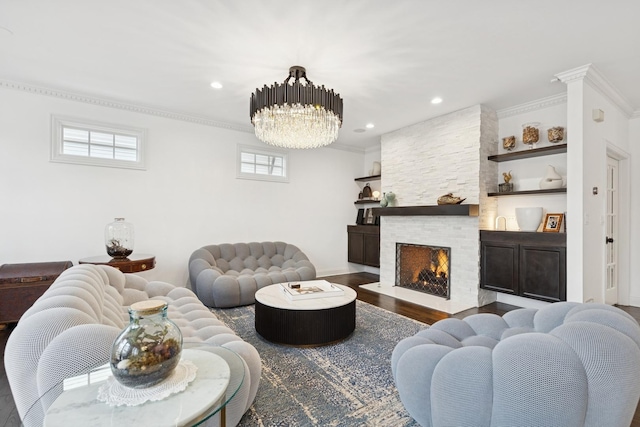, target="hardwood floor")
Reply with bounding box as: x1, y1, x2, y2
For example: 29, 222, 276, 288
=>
1, 272, 639, 426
